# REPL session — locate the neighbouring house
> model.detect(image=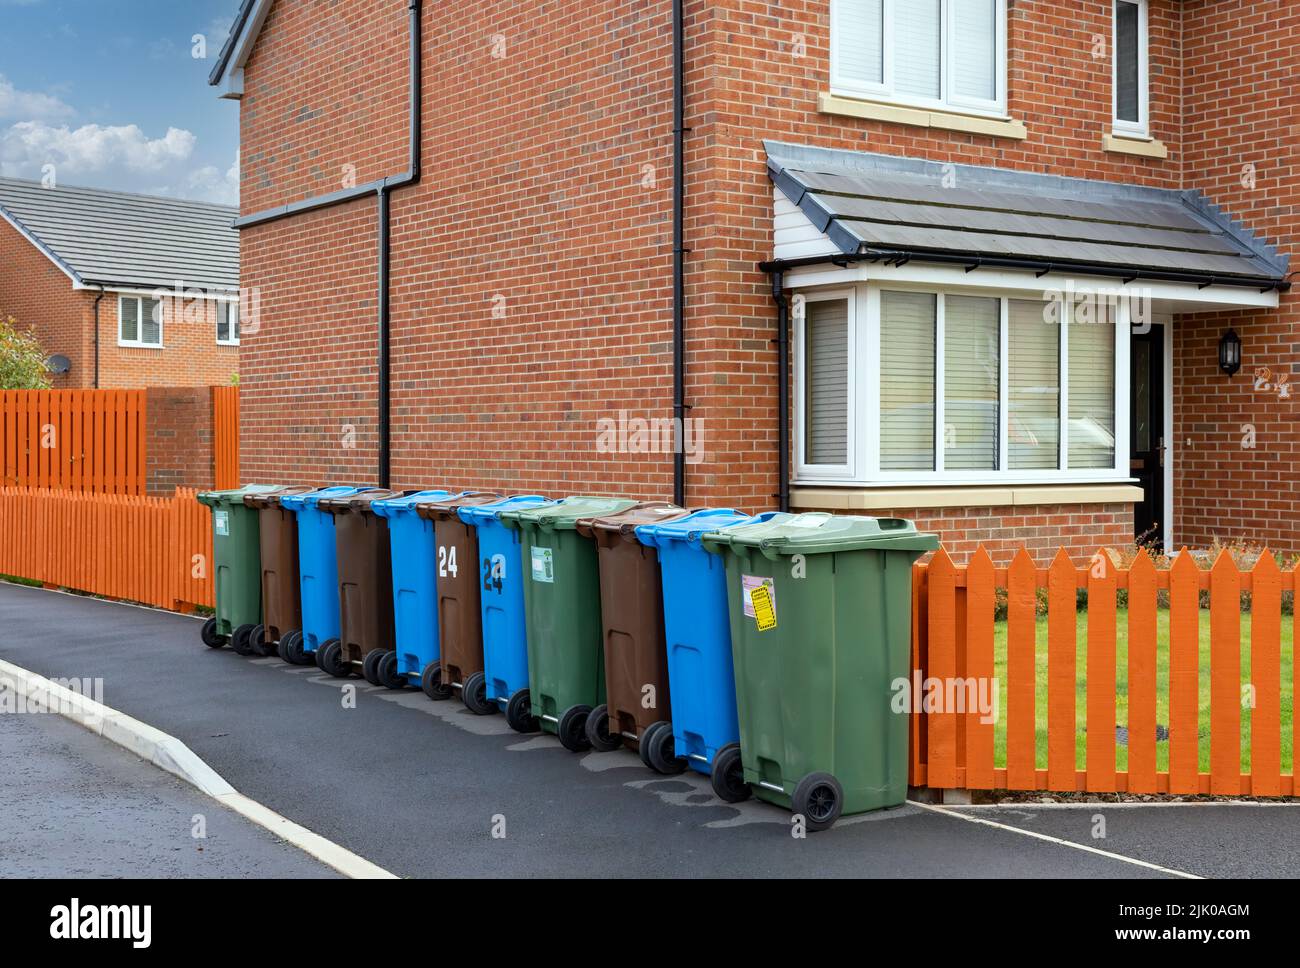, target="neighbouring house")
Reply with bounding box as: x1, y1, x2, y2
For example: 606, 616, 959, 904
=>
0, 177, 240, 389
208, 0, 1295, 561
